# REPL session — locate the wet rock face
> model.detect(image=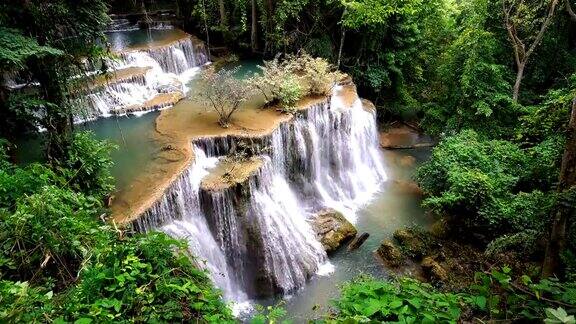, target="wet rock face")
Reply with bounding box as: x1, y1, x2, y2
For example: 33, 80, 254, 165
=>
310, 209, 357, 252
